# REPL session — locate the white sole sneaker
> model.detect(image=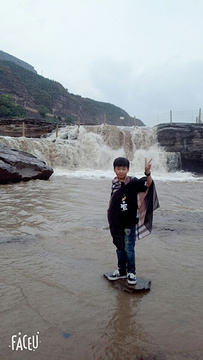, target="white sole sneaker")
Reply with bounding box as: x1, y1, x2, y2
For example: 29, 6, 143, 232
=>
127, 273, 137, 285
127, 279, 137, 285
108, 274, 127, 281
